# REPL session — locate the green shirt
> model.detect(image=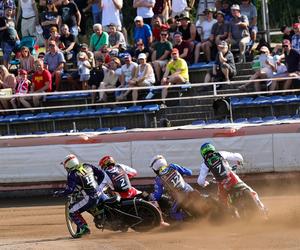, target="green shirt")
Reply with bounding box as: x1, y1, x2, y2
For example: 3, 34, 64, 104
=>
90, 32, 109, 51
155, 41, 173, 59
